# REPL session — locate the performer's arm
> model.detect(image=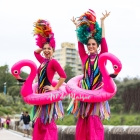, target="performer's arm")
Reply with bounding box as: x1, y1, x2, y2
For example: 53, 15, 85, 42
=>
100, 38, 108, 54
78, 41, 87, 61
44, 60, 66, 91
53, 60, 66, 90
34, 48, 44, 63
100, 10, 110, 38
71, 17, 87, 63
100, 11, 110, 54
